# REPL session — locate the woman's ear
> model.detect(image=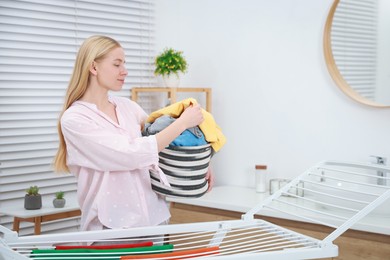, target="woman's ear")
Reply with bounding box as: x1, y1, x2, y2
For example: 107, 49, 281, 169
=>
89, 61, 97, 75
